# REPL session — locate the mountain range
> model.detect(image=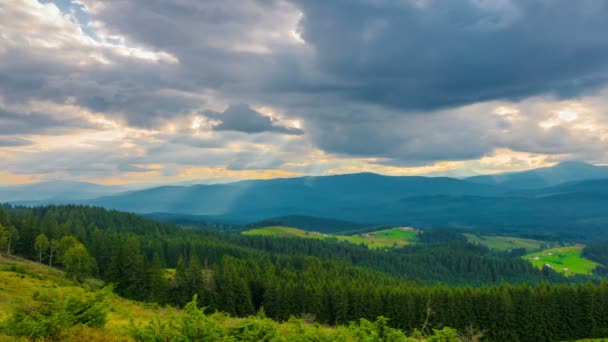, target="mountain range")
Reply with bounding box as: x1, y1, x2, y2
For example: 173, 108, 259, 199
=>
3, 162, 608, 240
0, 180, 125, 203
